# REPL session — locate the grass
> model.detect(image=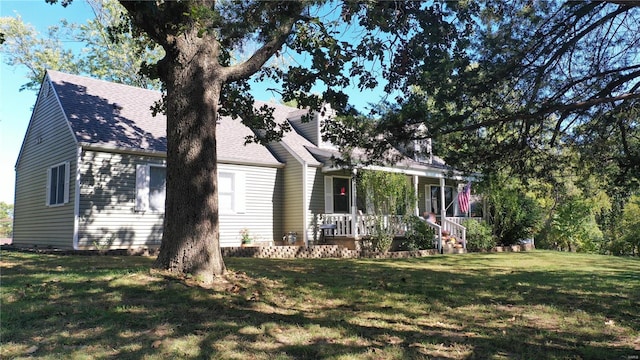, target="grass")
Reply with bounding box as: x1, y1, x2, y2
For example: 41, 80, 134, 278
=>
1, 250, 638, 359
